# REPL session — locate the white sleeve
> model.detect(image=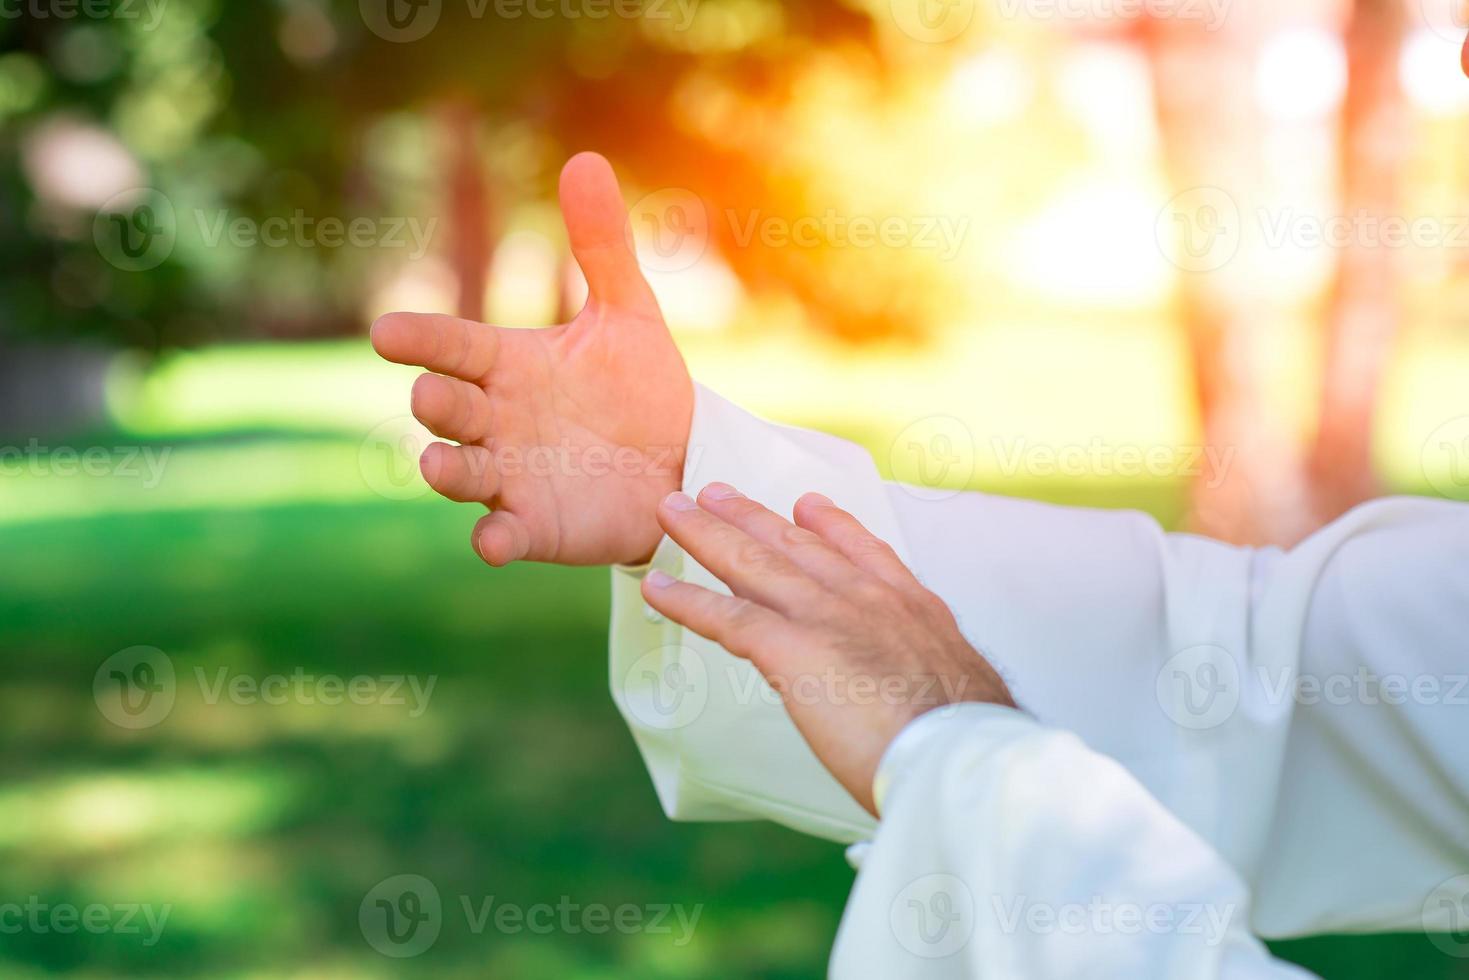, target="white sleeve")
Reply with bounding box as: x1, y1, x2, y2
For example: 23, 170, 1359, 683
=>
609, 384, 1469, 936
609, 383, 905, 842
829, 704, 1318, 979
